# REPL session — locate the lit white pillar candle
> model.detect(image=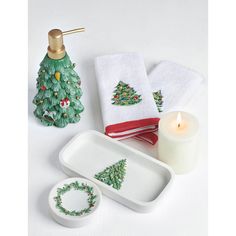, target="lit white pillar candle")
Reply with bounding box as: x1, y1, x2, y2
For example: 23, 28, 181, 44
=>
157, 111, 199, 174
